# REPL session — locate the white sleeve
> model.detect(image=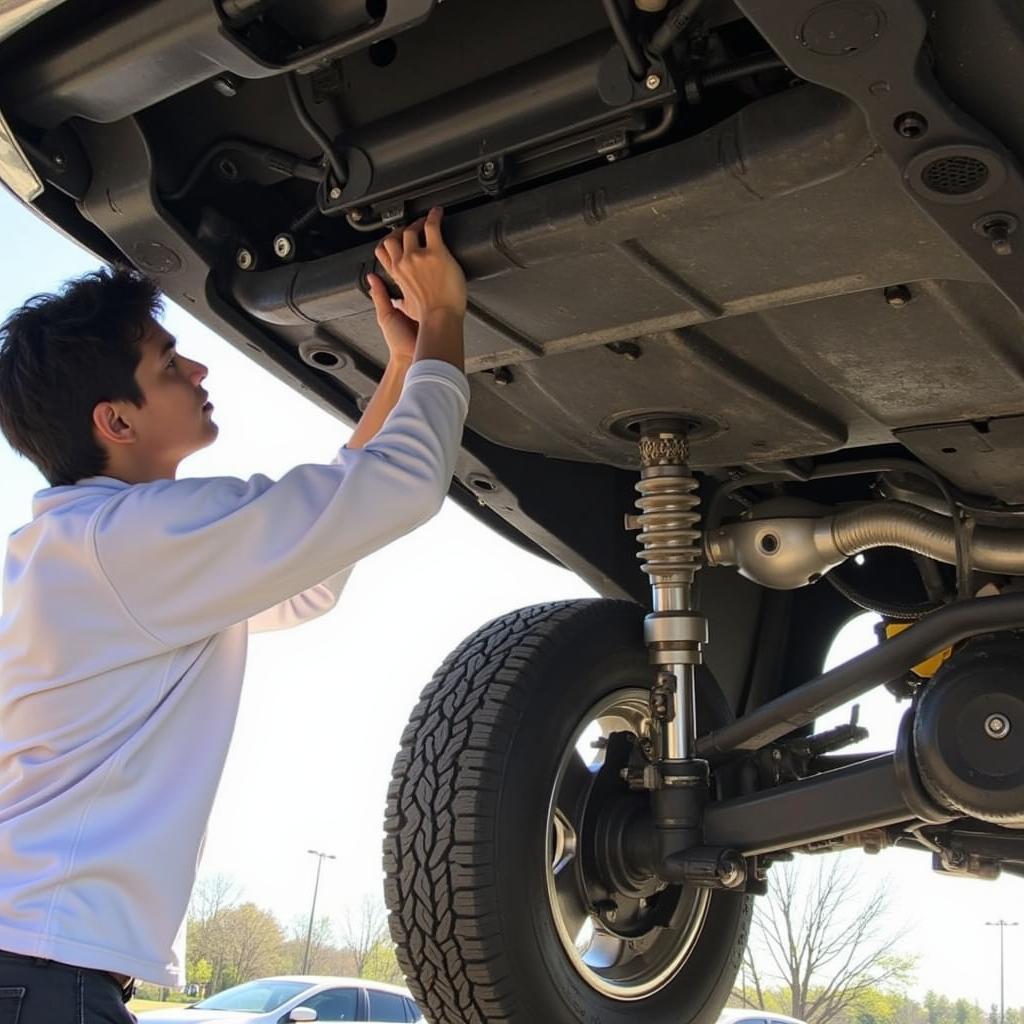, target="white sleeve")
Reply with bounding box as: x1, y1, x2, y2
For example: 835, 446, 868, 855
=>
90, 360, 470, 648
246, 565, 354, 634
